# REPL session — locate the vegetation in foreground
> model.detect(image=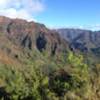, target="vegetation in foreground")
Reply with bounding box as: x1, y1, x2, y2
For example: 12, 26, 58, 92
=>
0, 50, 100, 100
